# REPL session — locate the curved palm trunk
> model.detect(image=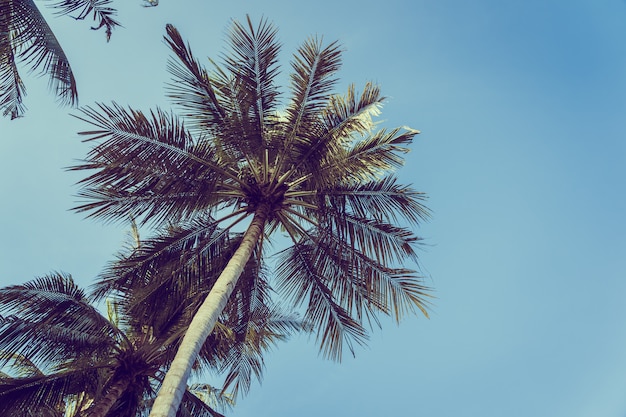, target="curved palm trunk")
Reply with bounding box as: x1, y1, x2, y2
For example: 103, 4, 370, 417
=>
87, 377, 131, 417
149, 204, 270, 417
